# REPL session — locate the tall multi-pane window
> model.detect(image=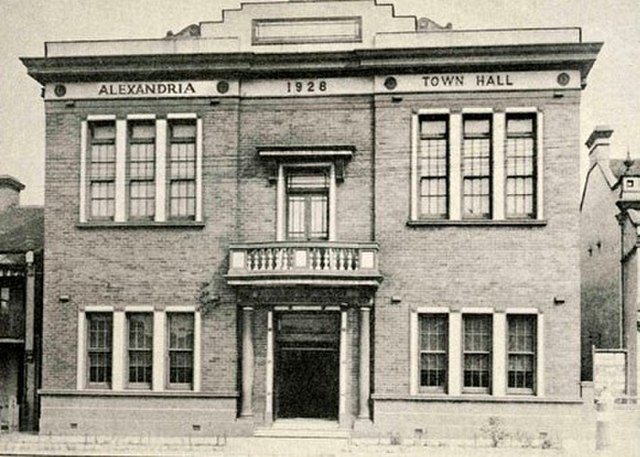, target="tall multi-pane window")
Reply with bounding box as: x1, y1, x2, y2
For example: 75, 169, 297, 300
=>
128, 122, 156, 219
87, 313, 112, 386
462, 116, 492, 218
506, 115, 536, 218
168, 313, 194, 388
507, 315, 536, 393
89, 122, 116, 219
419, 116, 448, 218
419, 314, 448, 391
286, 169, 329, 240
168, 122, 196, 219
127, 313, 153, 387
463, 315, 492, 393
